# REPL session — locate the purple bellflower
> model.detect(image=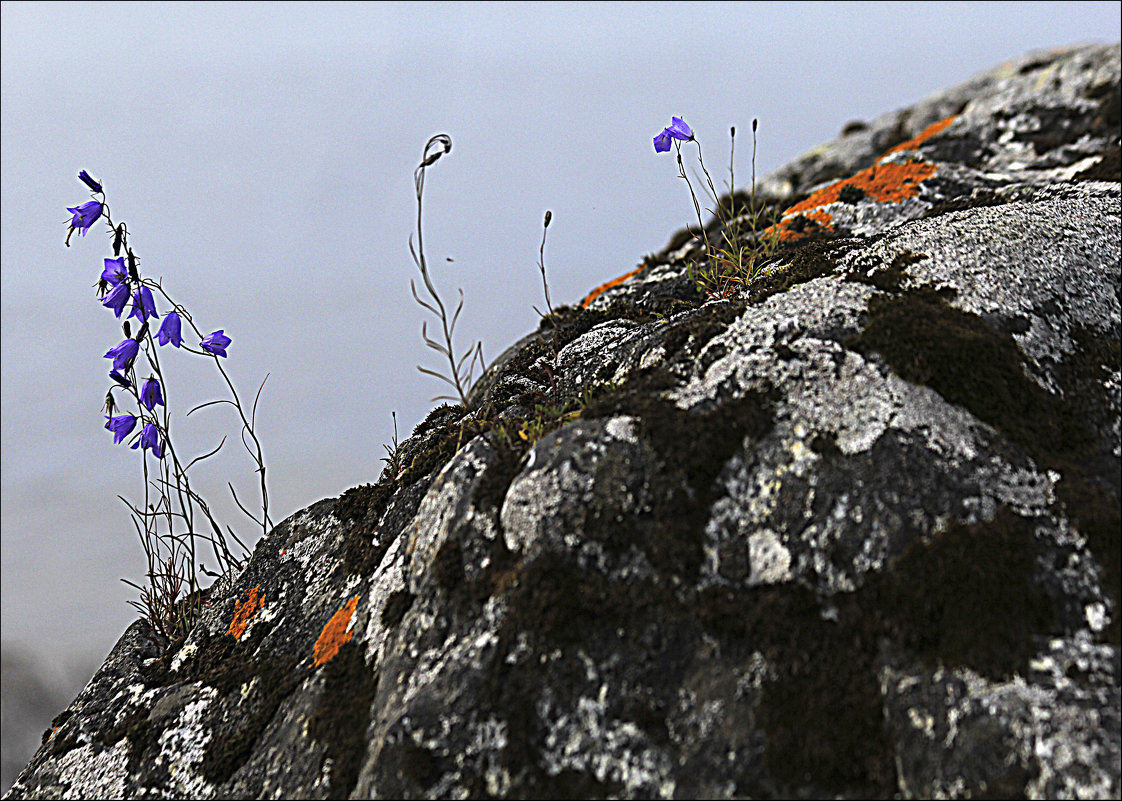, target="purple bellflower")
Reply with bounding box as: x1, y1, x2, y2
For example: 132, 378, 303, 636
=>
66, 200, 102, 238
131, 423, 164, 458
102, 282, 130, 317
653, 116, 693, 153
157, 311, 183, 348
101, 257, 127, 286
109, 369, 131, 388
104, 413, 137, 445
96, 257, 128, 299
128, 286, 159, 323
78, 170, 102, 193
140, 377, 164, 411
200, 330, 231, 358
104, 338, 139, 373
